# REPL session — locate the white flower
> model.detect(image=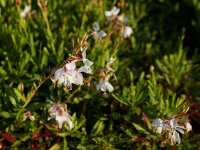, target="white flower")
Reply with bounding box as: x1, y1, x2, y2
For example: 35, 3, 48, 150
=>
168, 118, 184, 144
92, 22, 107, 40
23, 111, 35, 121
105, 6, 120, 19
185, 122, 192, 132
54, 62, 83, 89
123, 26, 133, 38
96, 81, 114, 93
151, 118, 170, 133
78, 48, 93, 74
118, 15, 129, 23
48, 103, 73, 129
20, 5, 31, 19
